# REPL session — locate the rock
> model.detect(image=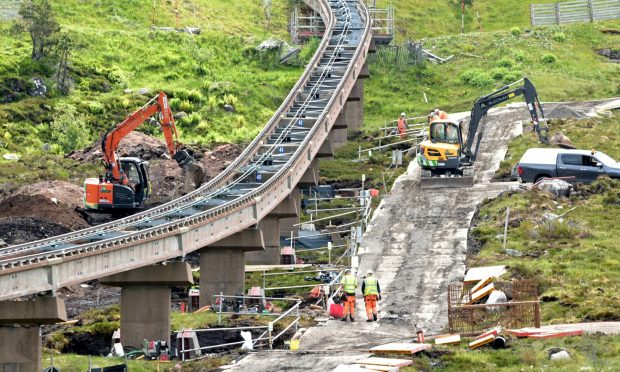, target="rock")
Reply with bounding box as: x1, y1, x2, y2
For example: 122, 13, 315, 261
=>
505, 248, 524, 257
137, 87, 151, 95
29, 77, 47, 97
549, 348, 571, 361
543, 212, 561, 221
550, 132, 573, 147
485, 290, 507, 312
42, 143, 51, 152
223, 104, 235, 112
123, 88, 133, 94
2, 153, 20, 161
174, 111, 188, 120
0, 238, 6, 248
536, 179, 572, 198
